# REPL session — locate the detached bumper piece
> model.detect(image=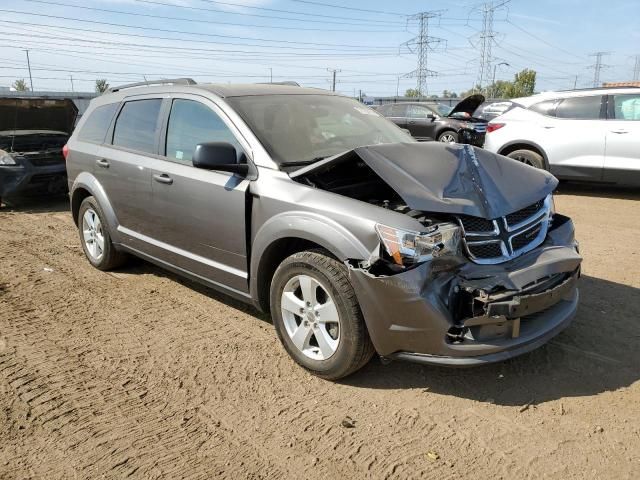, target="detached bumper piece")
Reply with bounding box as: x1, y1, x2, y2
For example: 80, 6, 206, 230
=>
349, 217, 581, 367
